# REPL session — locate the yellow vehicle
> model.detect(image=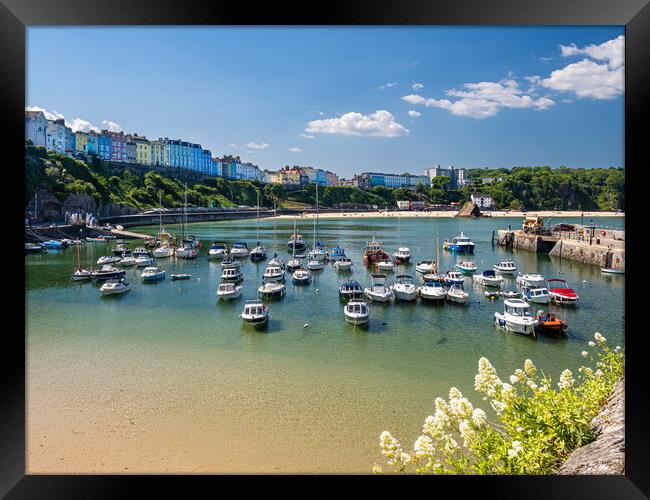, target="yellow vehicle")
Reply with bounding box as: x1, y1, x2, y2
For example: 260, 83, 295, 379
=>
522, 216, 544, 233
